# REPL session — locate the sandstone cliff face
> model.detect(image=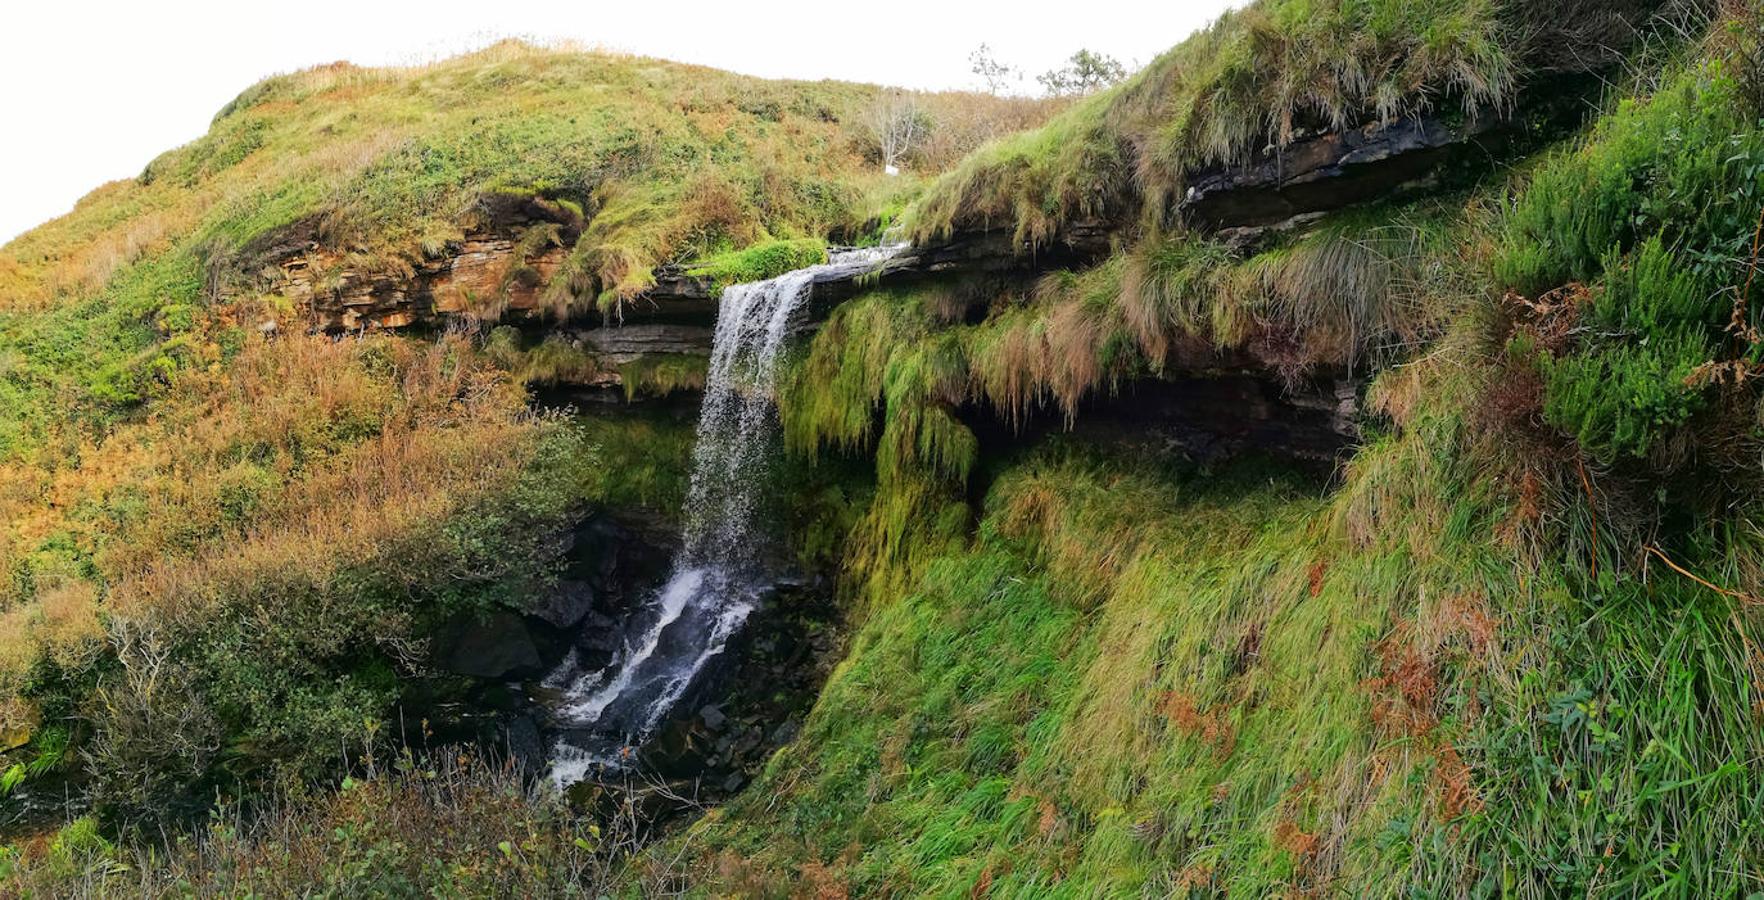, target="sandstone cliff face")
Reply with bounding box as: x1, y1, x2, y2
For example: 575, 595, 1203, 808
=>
248, 107, 1515, 457
274, 235, 570, 331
